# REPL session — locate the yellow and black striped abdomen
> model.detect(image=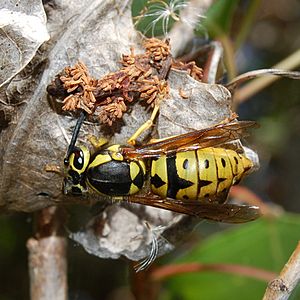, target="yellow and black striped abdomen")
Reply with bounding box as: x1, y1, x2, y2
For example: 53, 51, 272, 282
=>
150, 147, 253, 202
